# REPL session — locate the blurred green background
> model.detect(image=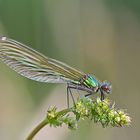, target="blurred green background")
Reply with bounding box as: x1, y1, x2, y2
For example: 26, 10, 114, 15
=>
0, 0, 139, 140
